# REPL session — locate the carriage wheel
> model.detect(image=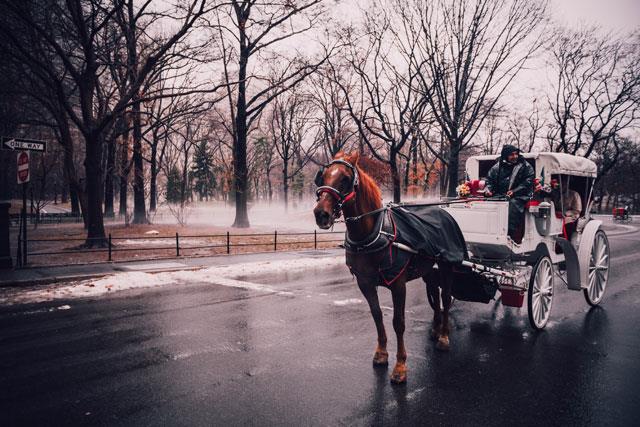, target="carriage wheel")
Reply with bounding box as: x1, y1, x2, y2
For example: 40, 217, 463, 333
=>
527, 256, 554, 330
583, 230, 610, 306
